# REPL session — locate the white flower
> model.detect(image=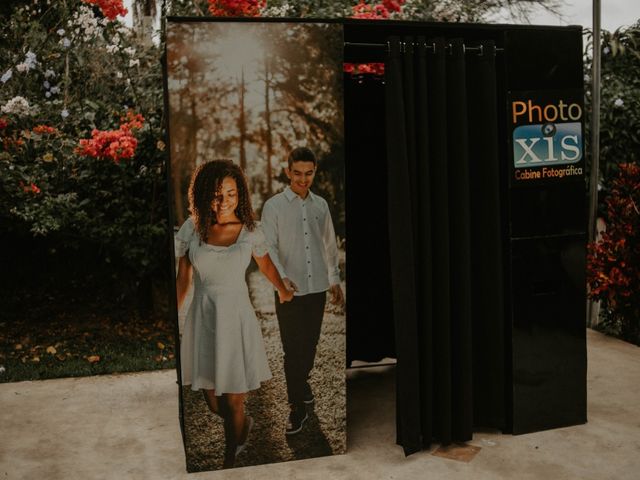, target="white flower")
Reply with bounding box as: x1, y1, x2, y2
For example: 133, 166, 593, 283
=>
116, 71, 123, 79
69, 6, 103, 42
62, 38, 71, 48
61, 109, 69, 119
1, 69, 12, 83
106, 45, 119, 54
0, 365, 5, 374
57, 28, 65, 36
16, 63, 28, 73
112, 34, 121, 45
1, 96, 33, 116
614, 98, 624, 107
129, 59, 140, 68
603, 46, 610, 55
50, 86, 60, 94
21, 51, 38, 71
43, 80, 50, 89
45, 91, 51, 98
44, 69, 56, 78
124, 47, 136, 56
139, 165, 148, 175
262, 3, 293, 16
